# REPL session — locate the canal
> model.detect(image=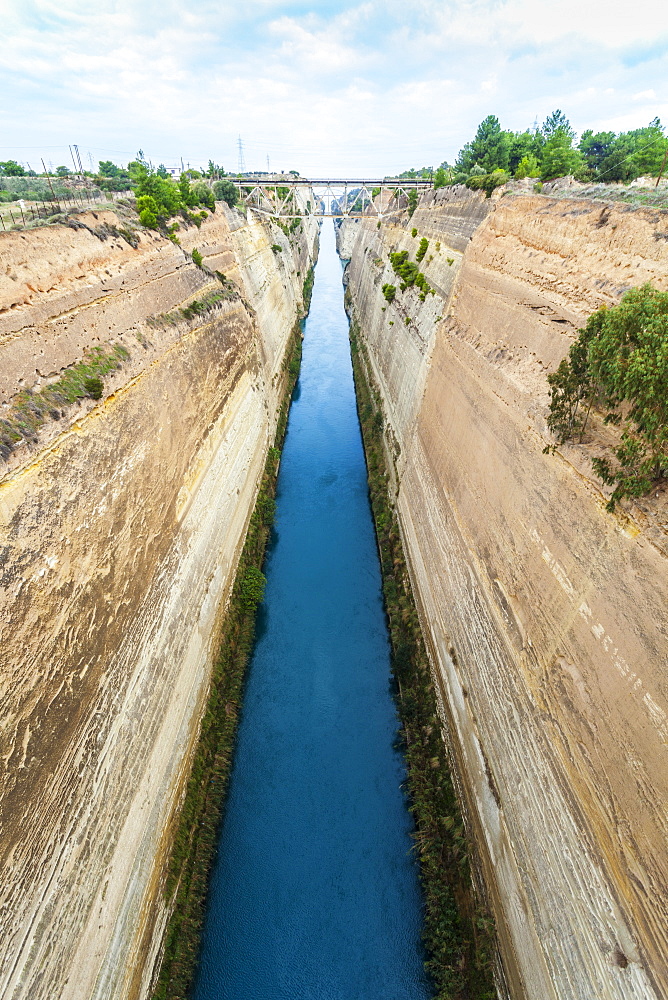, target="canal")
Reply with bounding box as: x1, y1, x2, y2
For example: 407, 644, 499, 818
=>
194, 220, 430, 1000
